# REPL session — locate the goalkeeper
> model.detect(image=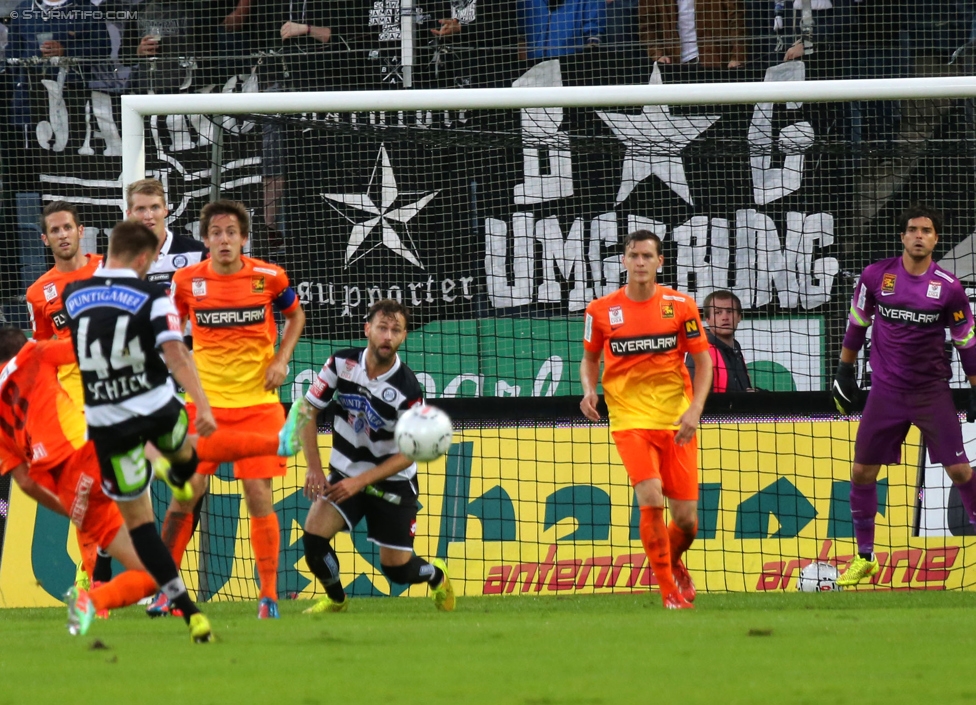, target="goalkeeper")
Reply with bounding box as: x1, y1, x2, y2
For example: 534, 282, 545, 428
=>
832, 205, 976, 586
